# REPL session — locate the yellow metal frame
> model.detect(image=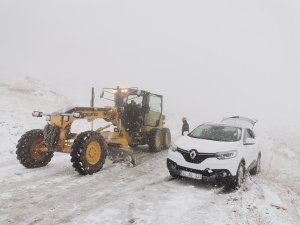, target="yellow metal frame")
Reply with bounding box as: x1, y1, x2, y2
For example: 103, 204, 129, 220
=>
48, 106, 130, 153
45, 97, 165, 154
